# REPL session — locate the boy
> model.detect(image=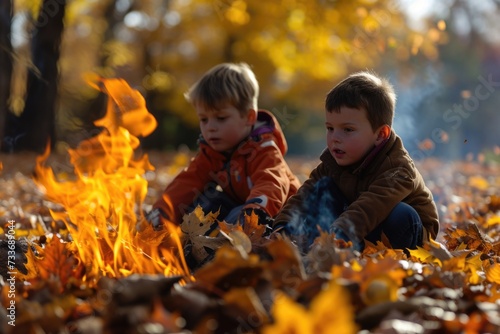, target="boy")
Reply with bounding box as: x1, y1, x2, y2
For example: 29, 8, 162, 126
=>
274, 71, 439, 252
148, 63, 300, 231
